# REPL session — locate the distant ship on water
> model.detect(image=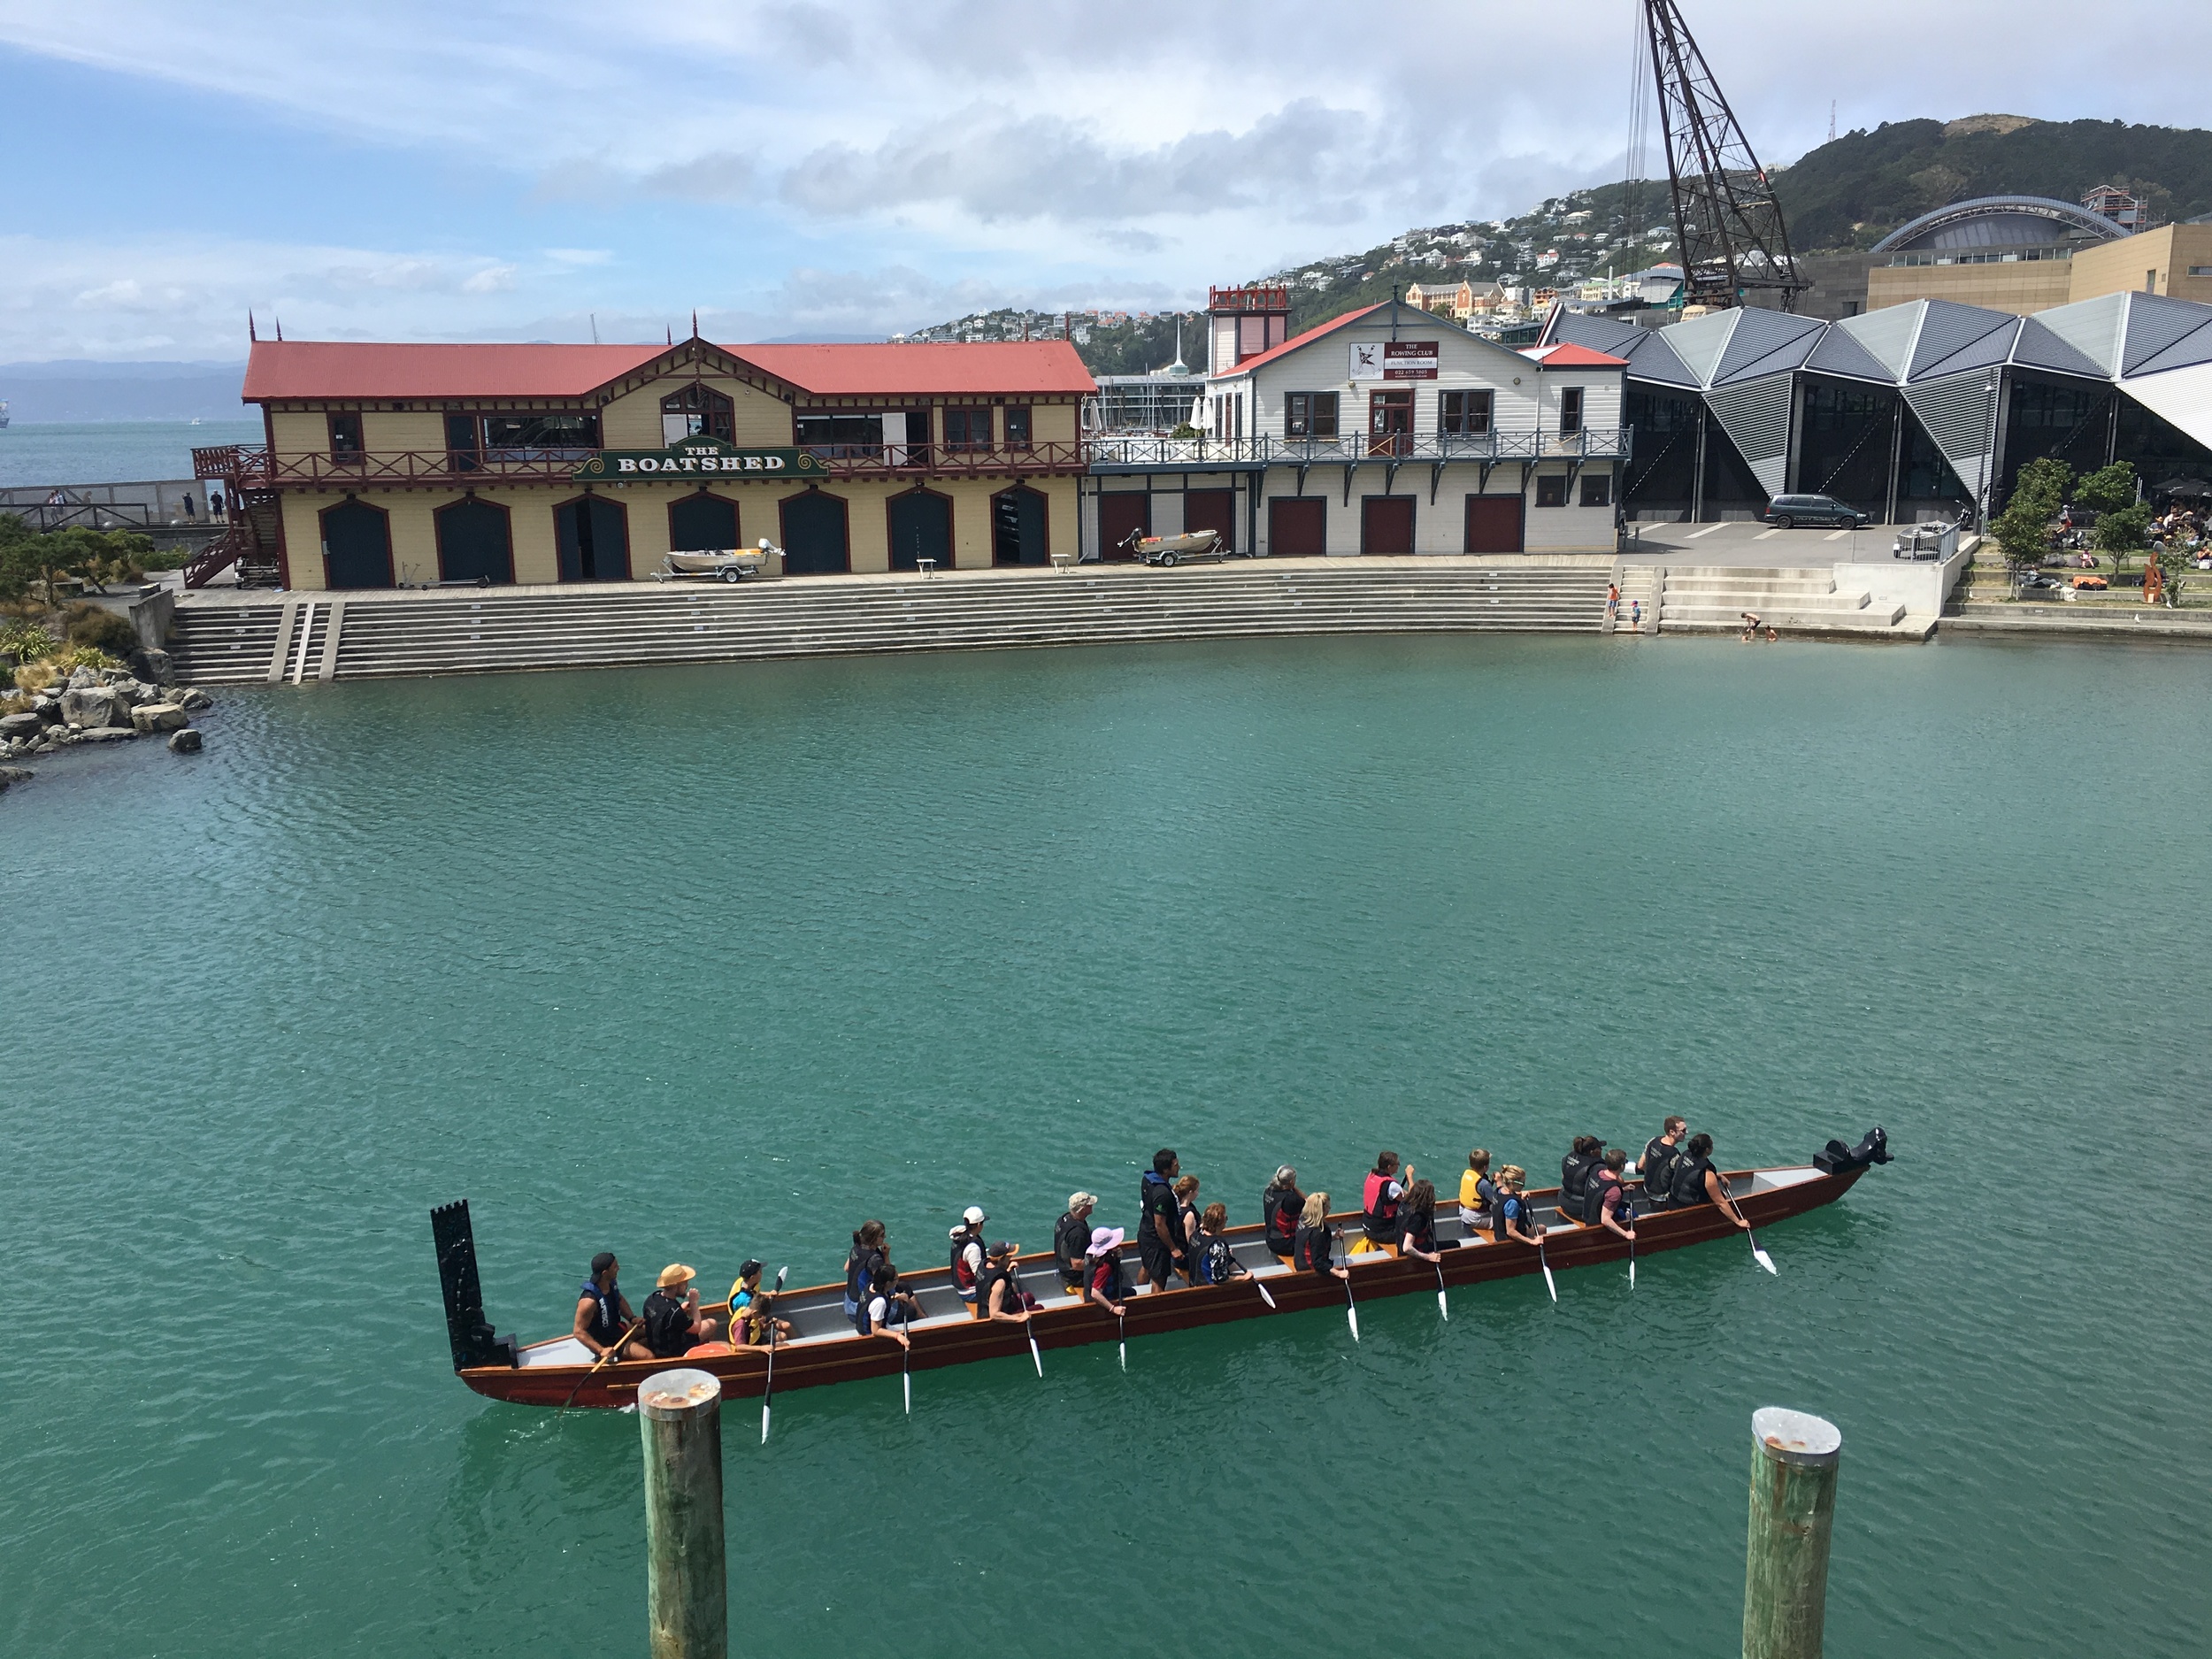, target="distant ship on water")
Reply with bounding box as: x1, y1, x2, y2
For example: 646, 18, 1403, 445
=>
0, 401, 11, 427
